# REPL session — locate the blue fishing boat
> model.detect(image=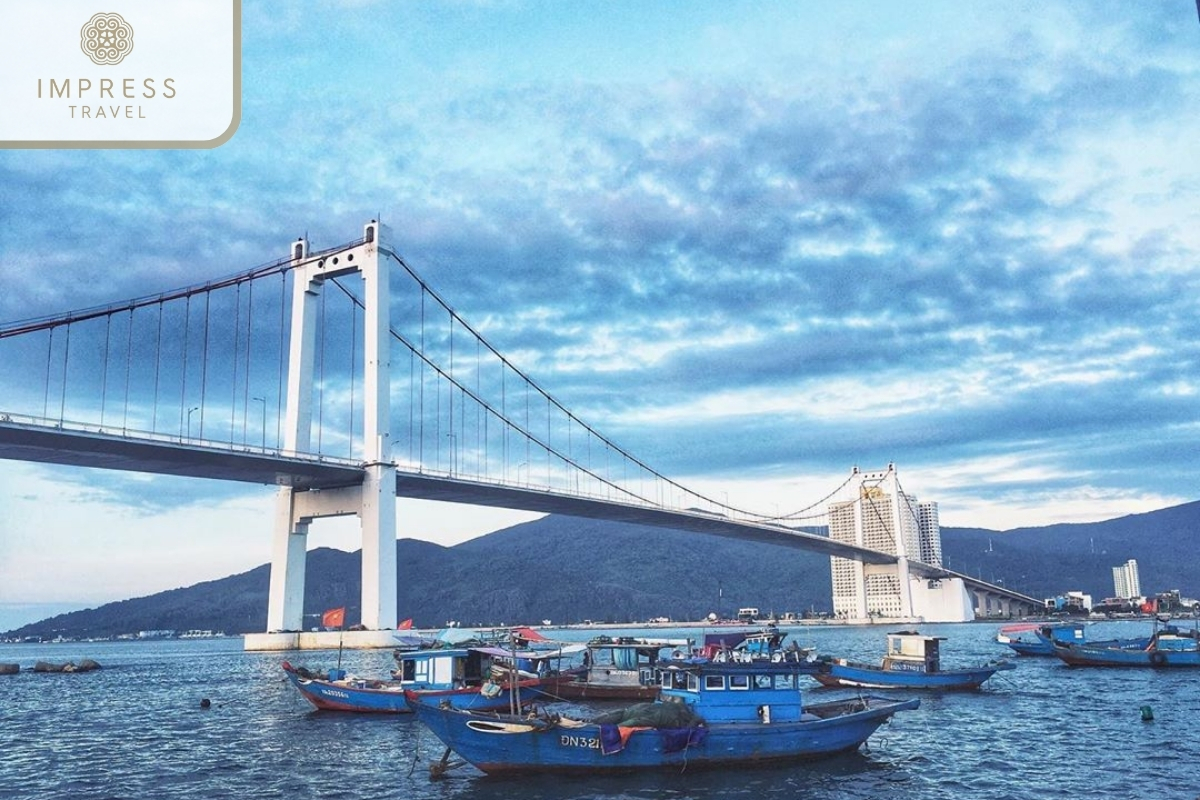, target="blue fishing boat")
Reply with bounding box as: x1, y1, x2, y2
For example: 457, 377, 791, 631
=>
408, 657, 918, 774
813, 631, 1015, 690
283, 645, 550, 713
1052, 622, 1200, 667
283, 661, 412, 713
996, 622, 1087, 656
